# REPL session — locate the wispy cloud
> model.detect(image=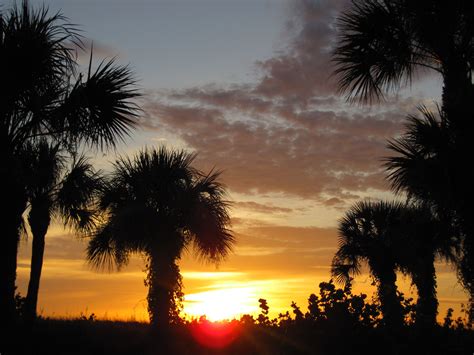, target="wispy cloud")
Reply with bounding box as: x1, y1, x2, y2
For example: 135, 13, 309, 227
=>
234, 246, 287, 257
182, 271, 246, 280
234, 201, 293, 214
